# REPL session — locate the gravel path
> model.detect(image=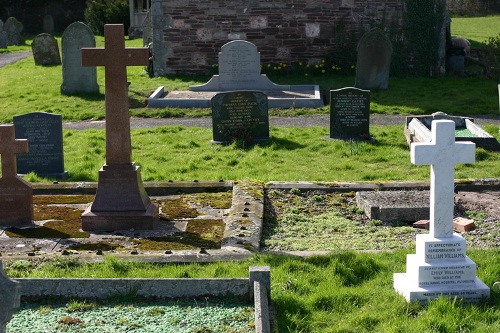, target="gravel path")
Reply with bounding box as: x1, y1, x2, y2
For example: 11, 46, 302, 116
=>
0, 51, 32, 68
